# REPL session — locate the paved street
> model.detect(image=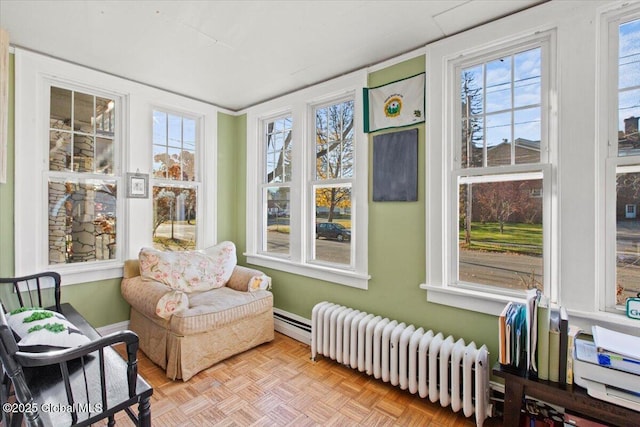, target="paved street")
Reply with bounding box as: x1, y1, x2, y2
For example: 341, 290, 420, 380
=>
267, 230, 351, 264
155, 222, 196, 242
459, 249, 542, 291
